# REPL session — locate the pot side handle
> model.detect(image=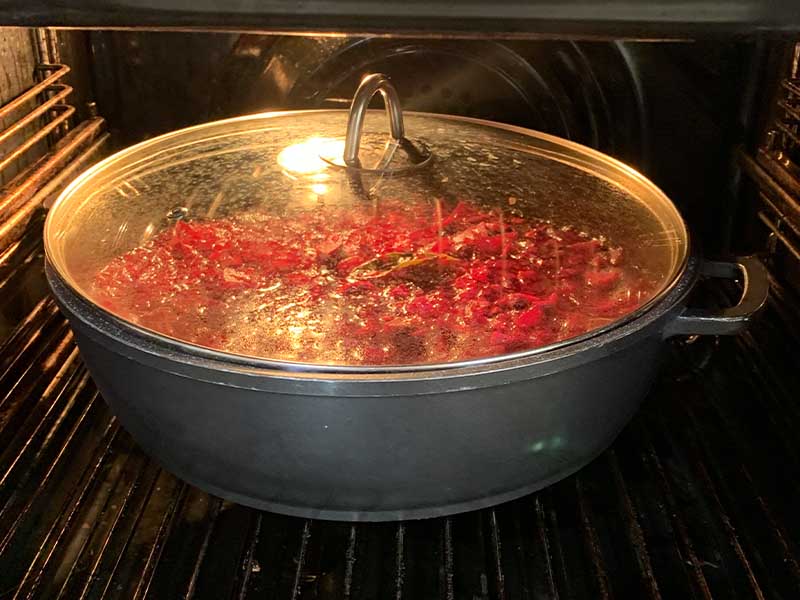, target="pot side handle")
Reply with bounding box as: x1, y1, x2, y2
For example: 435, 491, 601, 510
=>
663, 256, 769, 338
